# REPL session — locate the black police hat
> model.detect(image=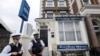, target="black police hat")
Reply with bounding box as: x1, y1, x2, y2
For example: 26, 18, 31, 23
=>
12, 35, 20, 39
